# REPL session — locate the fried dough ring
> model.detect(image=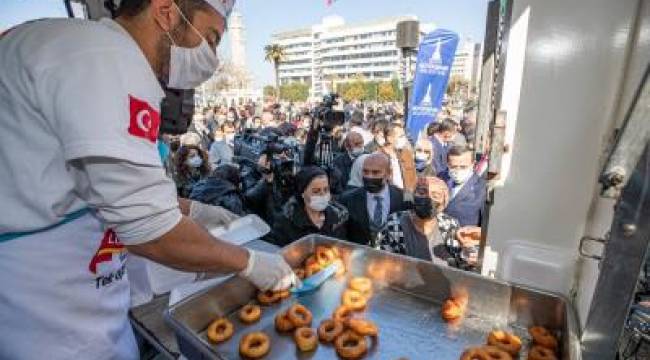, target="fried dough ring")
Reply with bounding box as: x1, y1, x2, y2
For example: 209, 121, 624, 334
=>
529, 326, 558, 351
487, 330, 522, 356
441, 299, 464, 321
239, 304, 262, 324
304, 259, 322, 277
346, 318, 378, 337
341, 289, 368, 311
239, 331, 270, 359
287, 303, 313, 327
316, 245, 337, 267
349, 277, 372, 296
257, 290, 280, 305
294, 327, 318, 352
528, 345, 558, 360
206, 318, 234, 344
318, 319, 344, 343
333, 305, 354, 323
274, 310, 295, 332
461, 346, 513, 360
335, 330, 368, 359
276, 289, 290, 300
